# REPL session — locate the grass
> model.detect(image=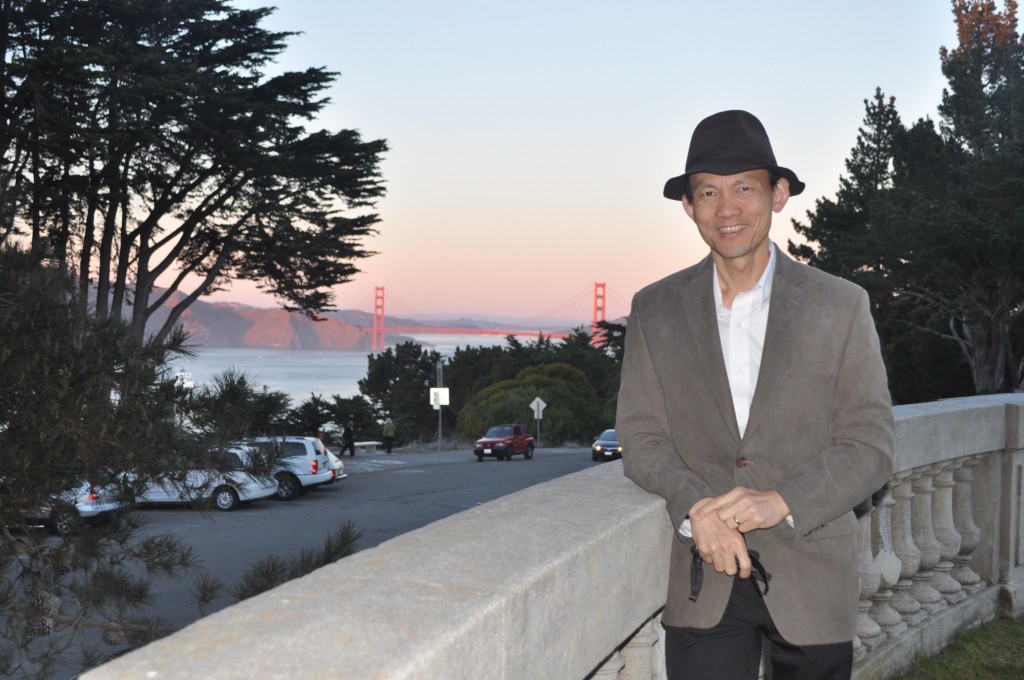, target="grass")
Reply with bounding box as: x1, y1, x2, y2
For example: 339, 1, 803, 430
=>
890, 616, 1024, 679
